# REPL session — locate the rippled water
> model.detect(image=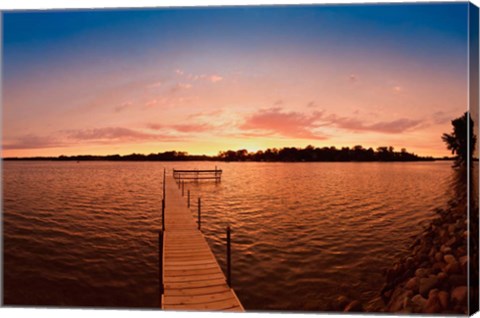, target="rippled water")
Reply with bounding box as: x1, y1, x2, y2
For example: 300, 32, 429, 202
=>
3, 161, 457, 310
